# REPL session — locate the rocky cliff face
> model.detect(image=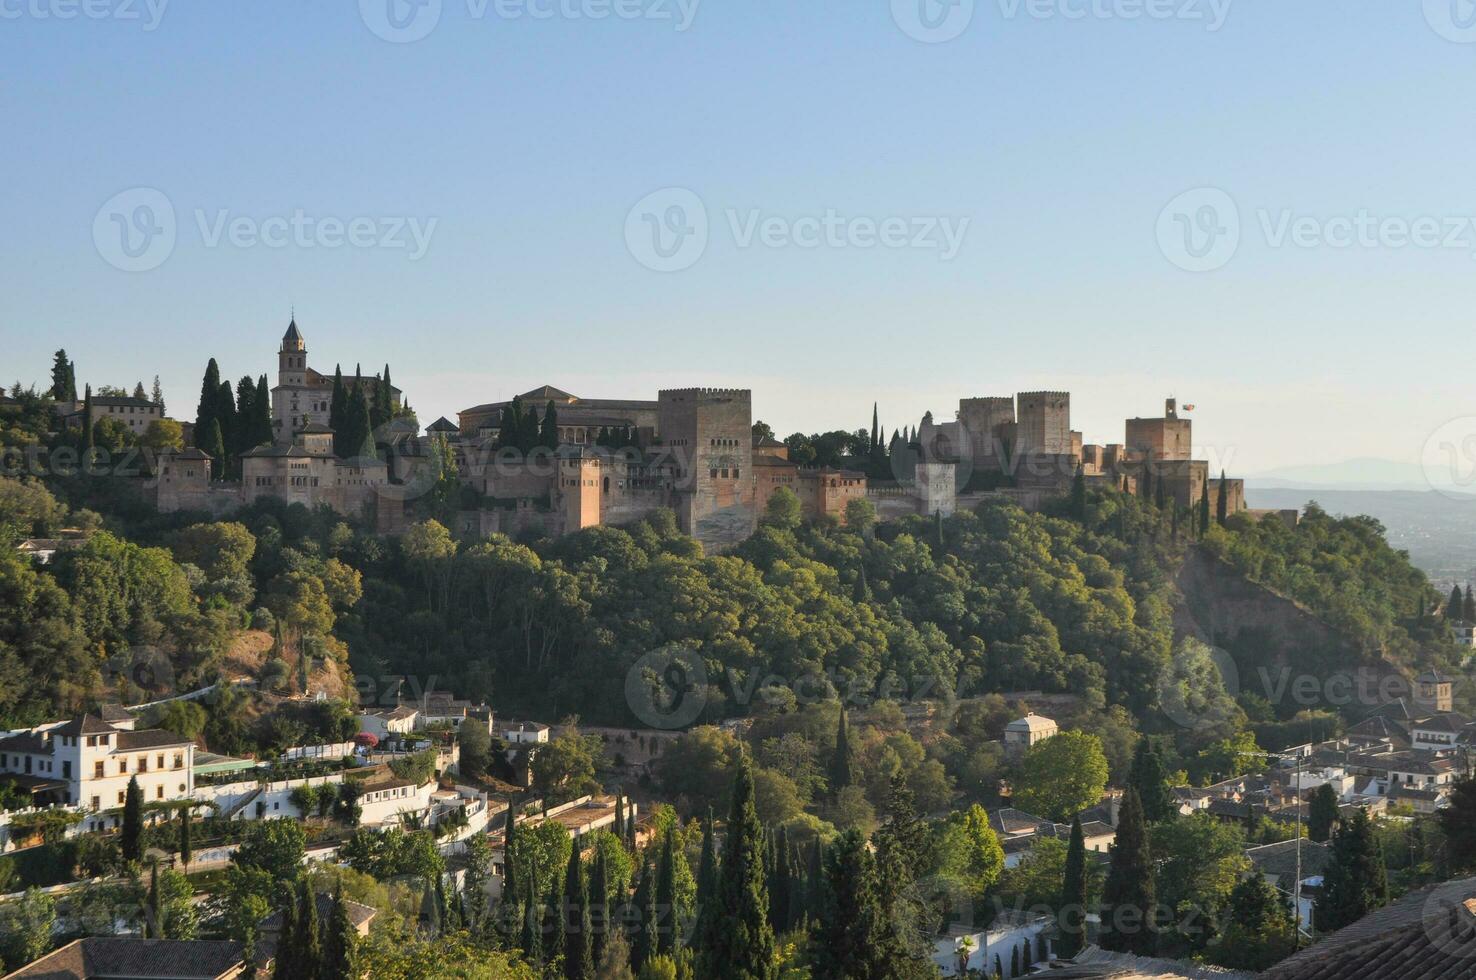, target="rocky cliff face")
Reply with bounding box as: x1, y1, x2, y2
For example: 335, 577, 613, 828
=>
1173, 547, 1395, 708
